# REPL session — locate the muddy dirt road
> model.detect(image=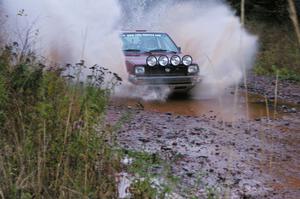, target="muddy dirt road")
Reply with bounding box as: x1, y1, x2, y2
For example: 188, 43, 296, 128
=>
107, 77, 300, 198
